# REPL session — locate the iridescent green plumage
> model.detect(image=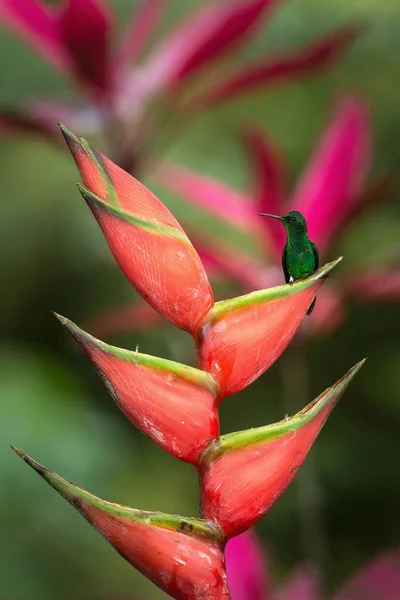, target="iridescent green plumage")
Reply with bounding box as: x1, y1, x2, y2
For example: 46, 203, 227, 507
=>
259, 210, 319, 315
